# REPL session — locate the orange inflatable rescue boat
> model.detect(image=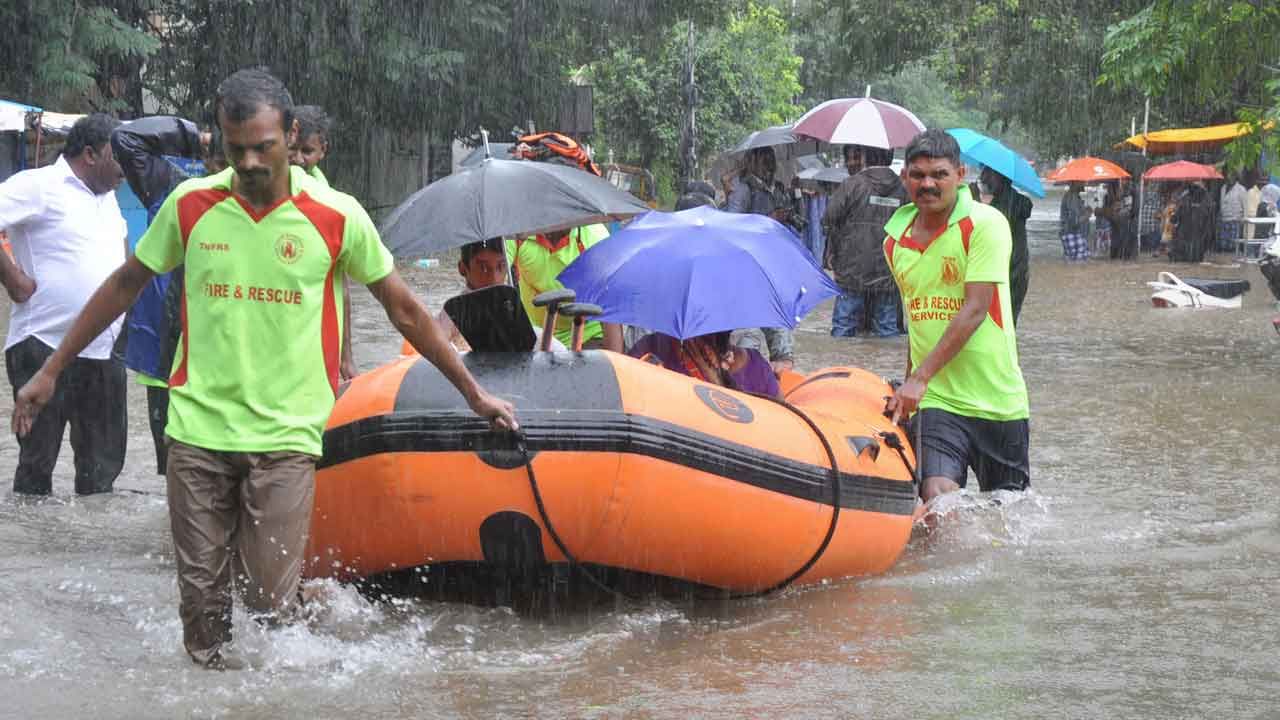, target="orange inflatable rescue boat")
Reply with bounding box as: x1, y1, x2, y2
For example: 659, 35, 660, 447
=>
306, 352, 919, 594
